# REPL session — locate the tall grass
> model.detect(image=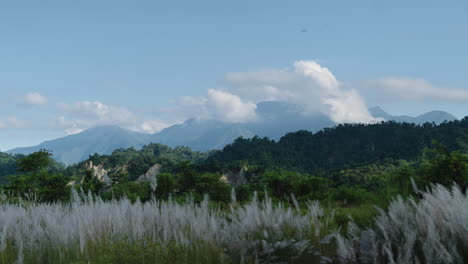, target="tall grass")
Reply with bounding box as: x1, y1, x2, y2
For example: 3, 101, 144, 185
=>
0, 191, 334, 264
1, 184, 467, 264
329, 184, 468, 264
